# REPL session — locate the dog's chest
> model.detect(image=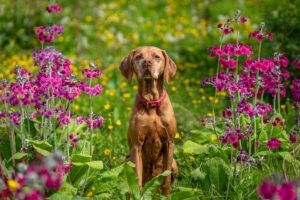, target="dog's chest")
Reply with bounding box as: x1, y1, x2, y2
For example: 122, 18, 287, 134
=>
140, 112, 171, 160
